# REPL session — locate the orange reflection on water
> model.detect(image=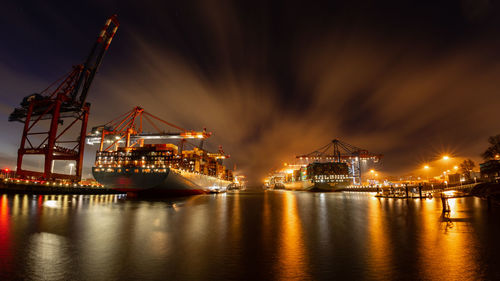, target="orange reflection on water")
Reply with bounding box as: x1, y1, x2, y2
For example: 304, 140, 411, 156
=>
276, 192, 310, 280
367, 197, 393, 276
419, 198, 480, 280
